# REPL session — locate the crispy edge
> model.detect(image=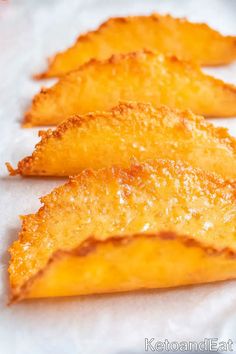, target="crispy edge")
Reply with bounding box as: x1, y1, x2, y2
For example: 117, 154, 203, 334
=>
9, 101, 236, 176
24, 50, 236, 126
35, 13, 236, 79
10, 230, 236, 303
25, 51, 166, 126
10, 158, 236, 246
